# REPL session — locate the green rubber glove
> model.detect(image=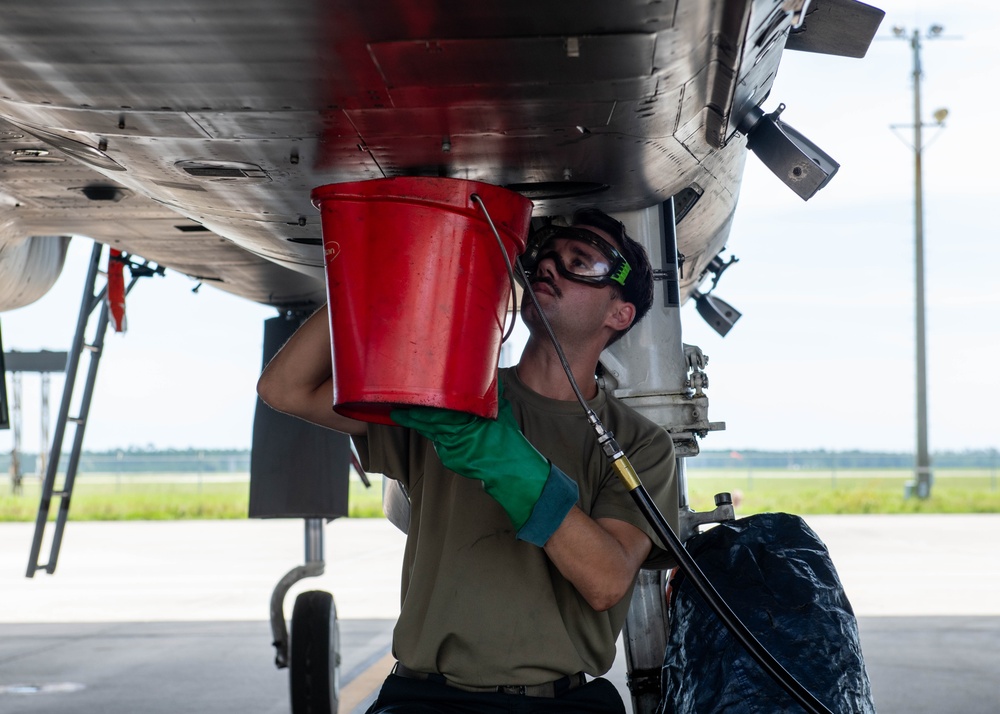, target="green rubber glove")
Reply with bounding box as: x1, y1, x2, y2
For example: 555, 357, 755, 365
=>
390, 389, 579, 546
